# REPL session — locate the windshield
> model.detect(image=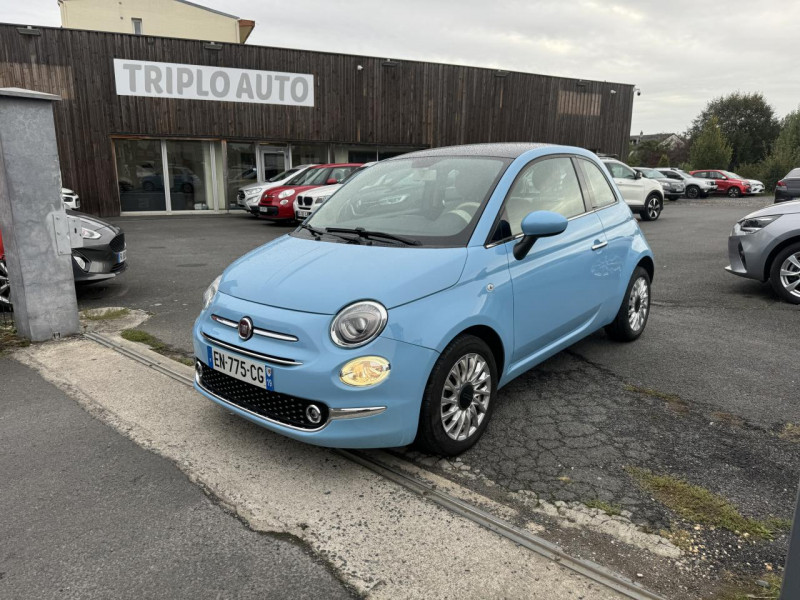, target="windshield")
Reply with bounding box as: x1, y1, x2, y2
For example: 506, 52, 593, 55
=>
638, 168, 663, 179
267, 167, 301, 183
721, 171, 740, 179
301, 156, 509, 247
